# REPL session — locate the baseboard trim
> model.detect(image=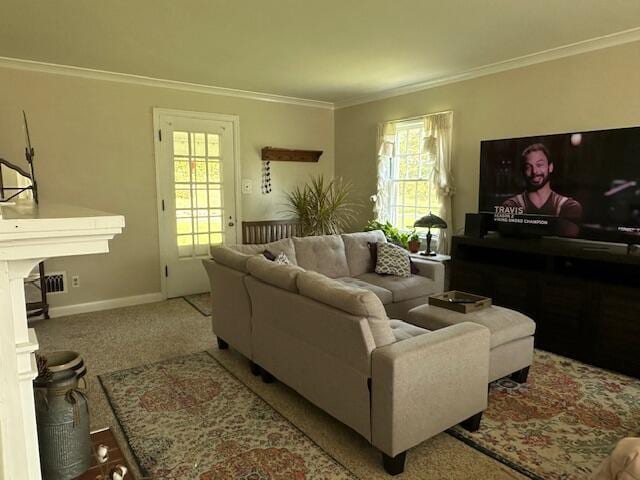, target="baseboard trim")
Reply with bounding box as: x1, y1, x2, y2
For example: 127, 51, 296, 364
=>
48, 292, 165, 318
